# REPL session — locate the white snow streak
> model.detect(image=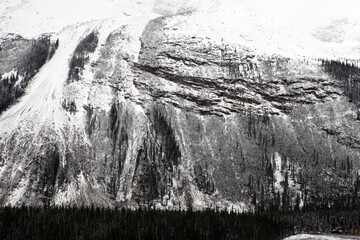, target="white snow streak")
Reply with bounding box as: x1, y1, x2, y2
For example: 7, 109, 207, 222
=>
284, 234, 360, 240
